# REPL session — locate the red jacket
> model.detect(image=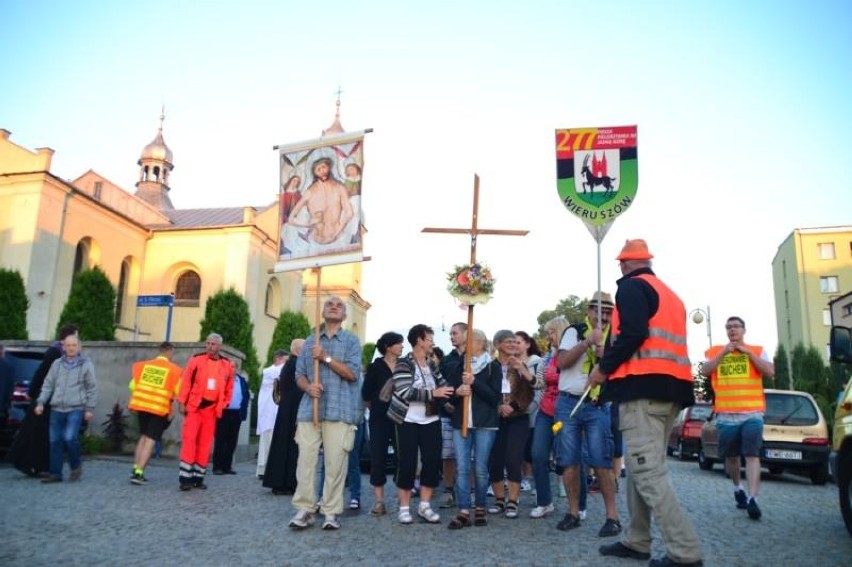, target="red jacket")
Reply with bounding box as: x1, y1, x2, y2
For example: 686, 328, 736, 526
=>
178, 353, 234, 417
